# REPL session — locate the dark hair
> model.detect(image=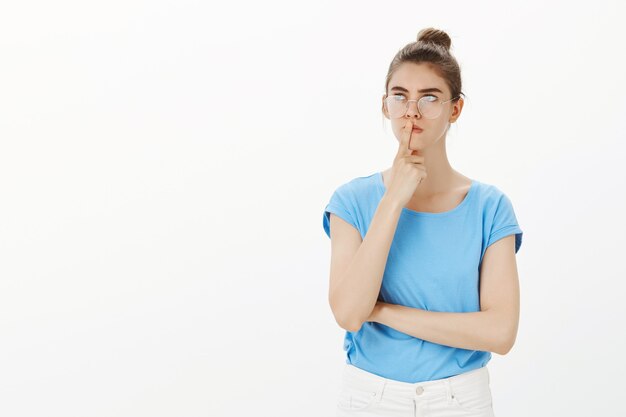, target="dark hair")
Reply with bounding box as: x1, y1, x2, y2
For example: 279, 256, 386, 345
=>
382, 27, 465, 119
